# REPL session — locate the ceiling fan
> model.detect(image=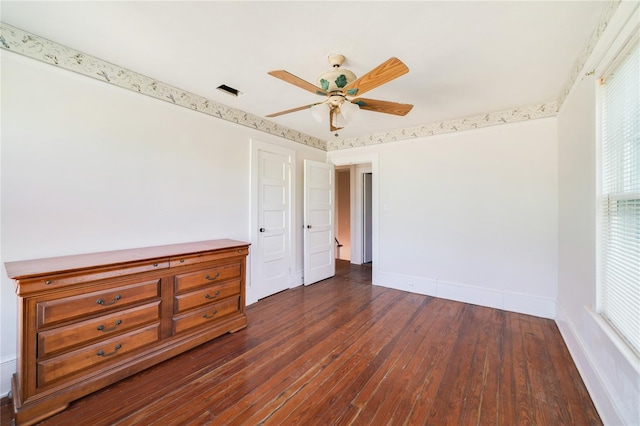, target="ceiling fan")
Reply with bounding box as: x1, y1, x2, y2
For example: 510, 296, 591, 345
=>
266, 54, 413, 133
